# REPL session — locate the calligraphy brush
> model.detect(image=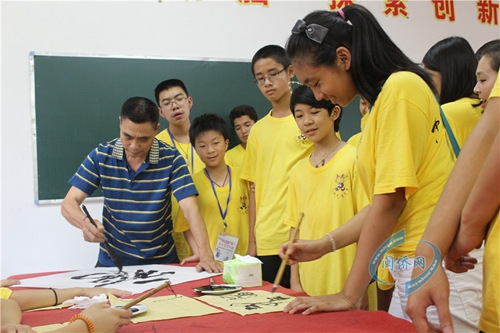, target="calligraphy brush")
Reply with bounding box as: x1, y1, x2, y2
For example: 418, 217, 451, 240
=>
272, 212, 304, 293
82, 204, 123, 273
121, 280, 173, 309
